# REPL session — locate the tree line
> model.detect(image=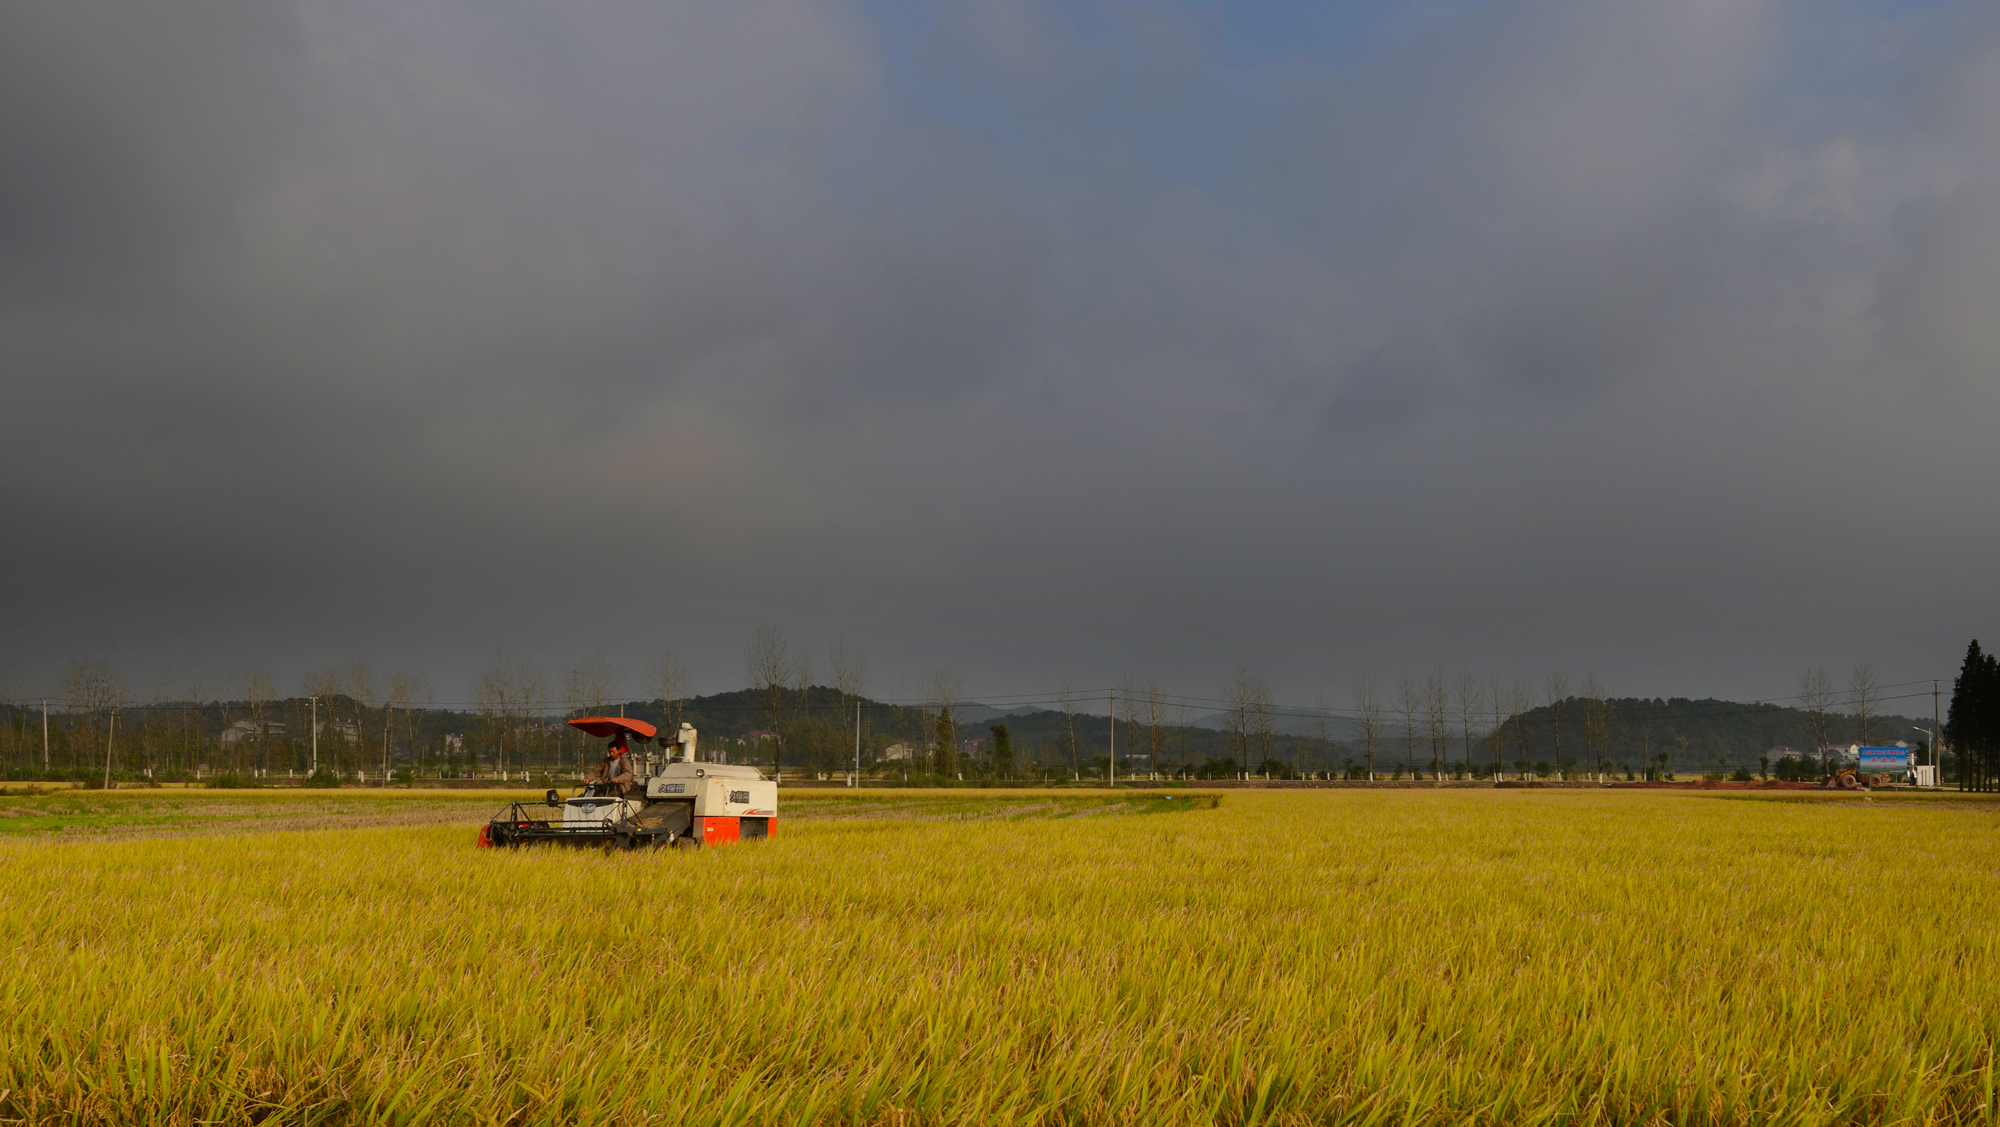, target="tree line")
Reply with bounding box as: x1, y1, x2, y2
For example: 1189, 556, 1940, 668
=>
0, 635, 1963, 786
